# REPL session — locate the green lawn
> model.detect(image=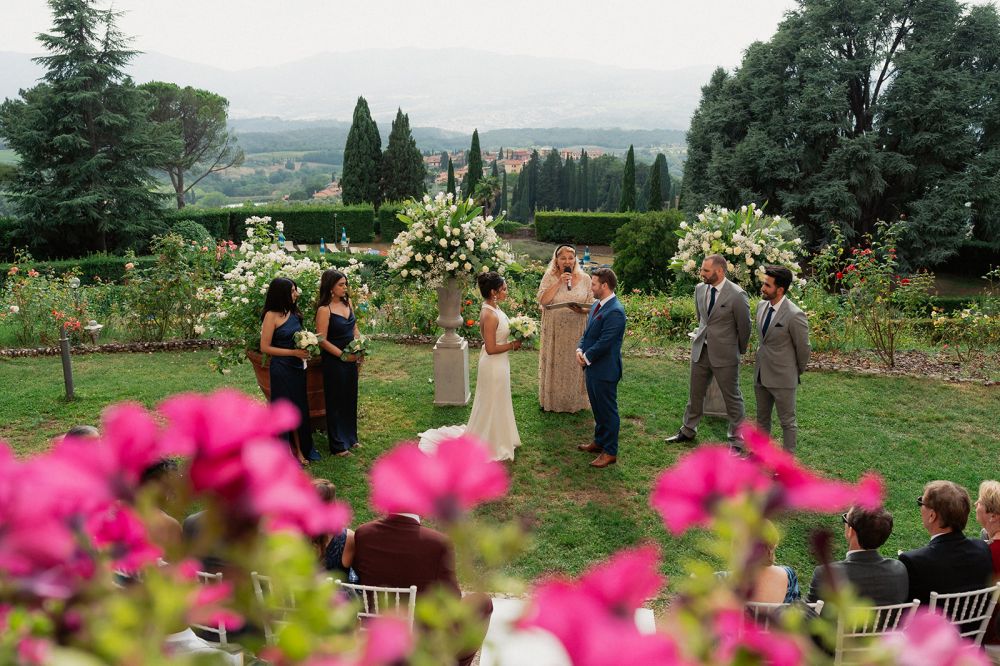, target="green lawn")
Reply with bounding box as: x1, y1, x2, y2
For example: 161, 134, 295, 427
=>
2, 343, 998, 600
